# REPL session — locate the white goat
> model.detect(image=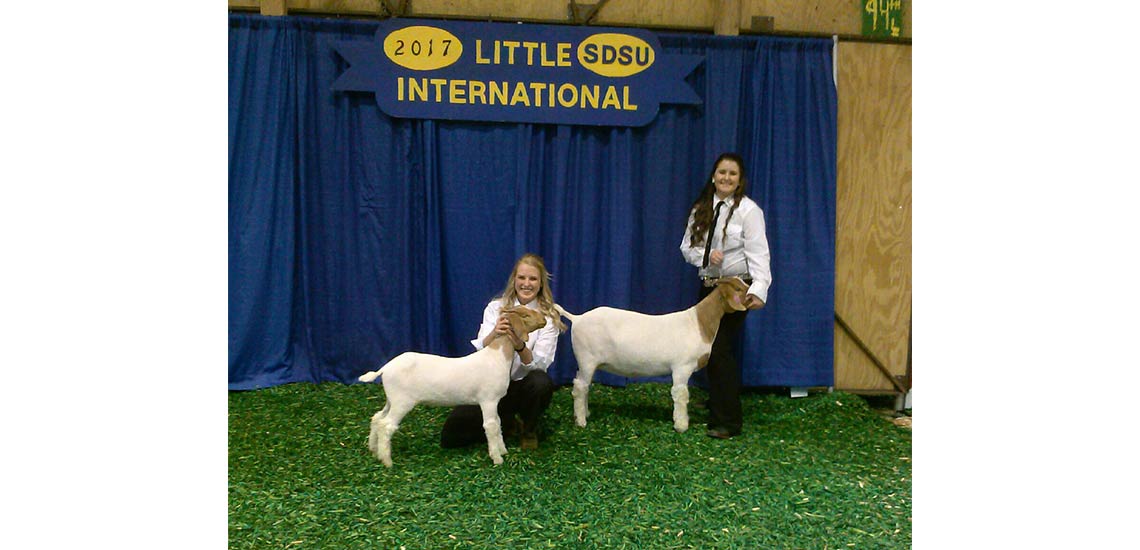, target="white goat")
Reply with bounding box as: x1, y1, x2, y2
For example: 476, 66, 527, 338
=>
554, 278, 750, 433
357, 306, 548, 467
